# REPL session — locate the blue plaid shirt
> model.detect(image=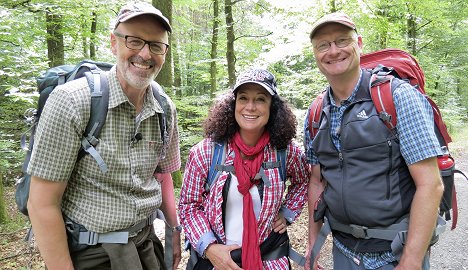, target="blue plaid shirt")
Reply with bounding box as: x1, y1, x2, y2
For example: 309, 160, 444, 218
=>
303, 70, 442, 269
